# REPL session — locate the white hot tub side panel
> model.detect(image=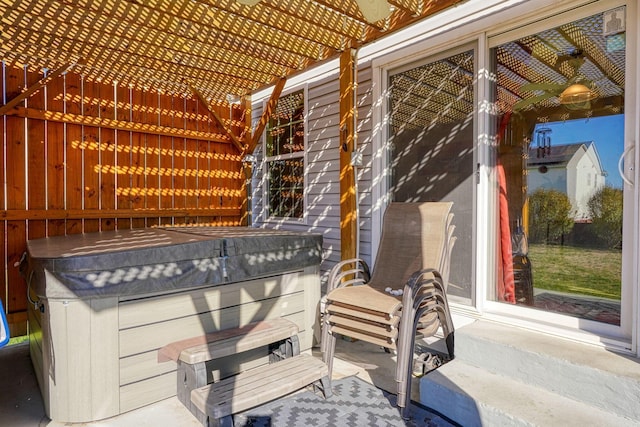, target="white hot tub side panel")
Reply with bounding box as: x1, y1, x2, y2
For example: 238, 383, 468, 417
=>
31, 265, 321, 422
